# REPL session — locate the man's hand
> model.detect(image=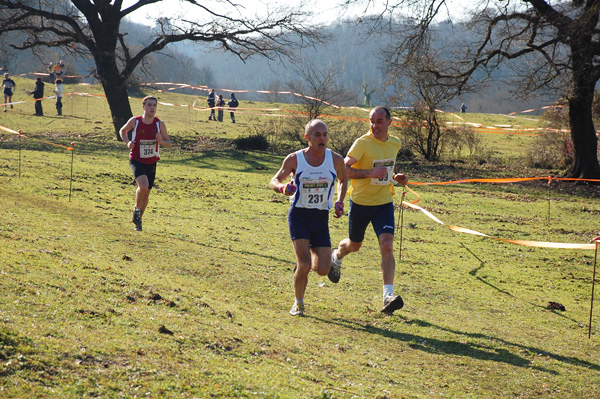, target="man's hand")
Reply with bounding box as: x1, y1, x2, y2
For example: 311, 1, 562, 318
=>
370, 165, 388, 179
127, 141, 135, 150
334, 201, 344, 218
394, 173, 408, 186
281, 181, 297, 196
